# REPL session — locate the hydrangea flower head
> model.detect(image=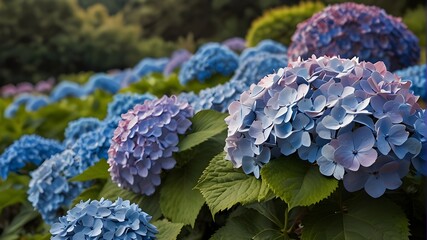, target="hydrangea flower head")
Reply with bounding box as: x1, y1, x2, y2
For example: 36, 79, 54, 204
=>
106, 93, 156, 120
50, 81, 84, 102
239, 40, 287, 62
50, 198, 158, 240
288, 3, 420, 71
1, 84, 17, 97
28, 150, 85, 224
163, 49, 192, 76
0, 135, 64, 179
35, 78, 55, 93
25, 95, 50, 112
108, 96, 194, 195
222, 37, 247, 52
83, 73, 121, 95
394, 64, 426, 101
225, 55, 424, 198
64, 118, 103, 147
133, 58, 169, 78
178, 43, 239, 85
